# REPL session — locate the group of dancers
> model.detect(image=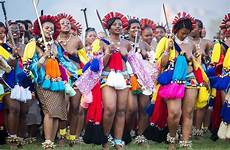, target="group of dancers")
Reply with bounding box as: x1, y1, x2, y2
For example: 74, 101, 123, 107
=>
0, 3, 229, 150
